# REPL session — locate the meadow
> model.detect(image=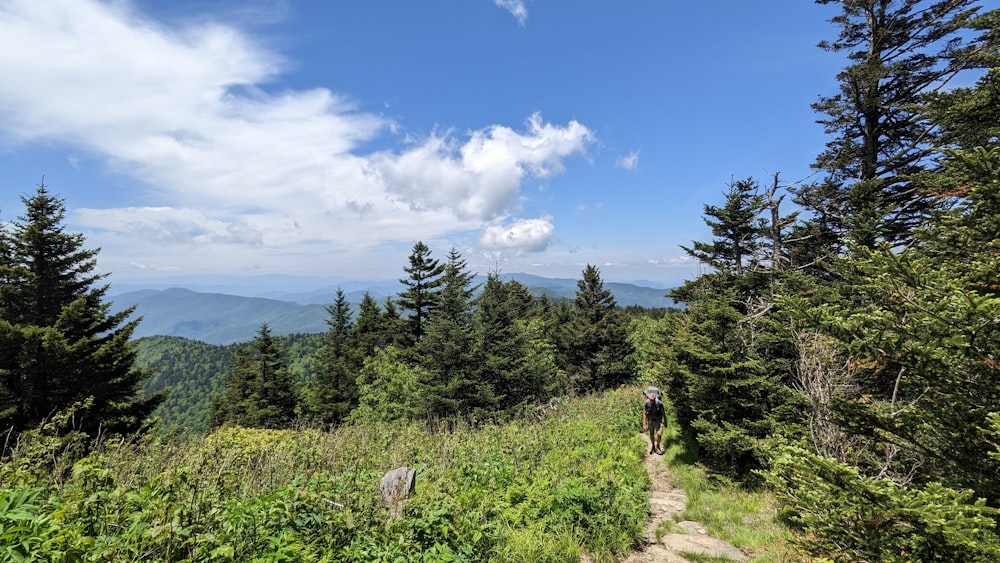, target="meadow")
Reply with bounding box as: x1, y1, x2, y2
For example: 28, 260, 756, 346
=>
1, 389, 652, 562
